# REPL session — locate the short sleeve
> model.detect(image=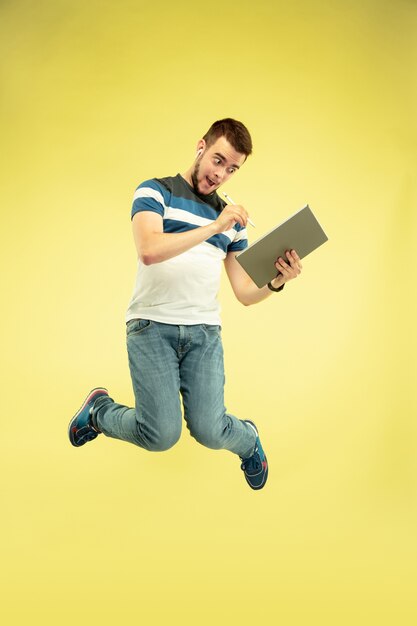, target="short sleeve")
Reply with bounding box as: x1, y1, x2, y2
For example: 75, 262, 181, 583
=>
228, 225, 248, 253
131, 179, 167, 220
